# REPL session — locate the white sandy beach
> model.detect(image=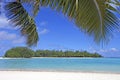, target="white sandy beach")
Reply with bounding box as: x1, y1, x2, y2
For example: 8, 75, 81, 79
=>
0, 71, 120, 80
